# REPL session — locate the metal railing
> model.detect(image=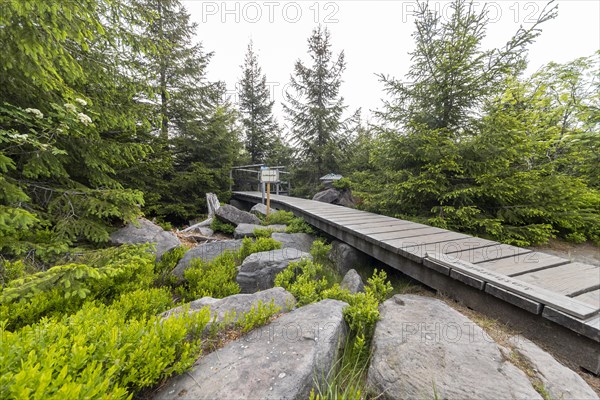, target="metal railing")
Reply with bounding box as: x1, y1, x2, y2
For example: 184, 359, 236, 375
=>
230, 164, 291, 196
